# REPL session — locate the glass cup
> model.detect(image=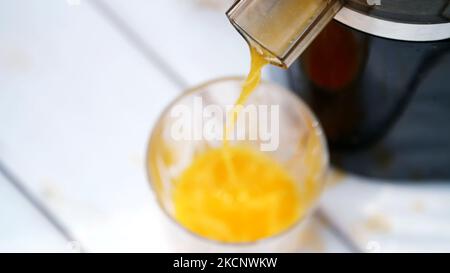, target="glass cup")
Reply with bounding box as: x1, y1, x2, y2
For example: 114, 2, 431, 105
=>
146, 77, 329, 252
